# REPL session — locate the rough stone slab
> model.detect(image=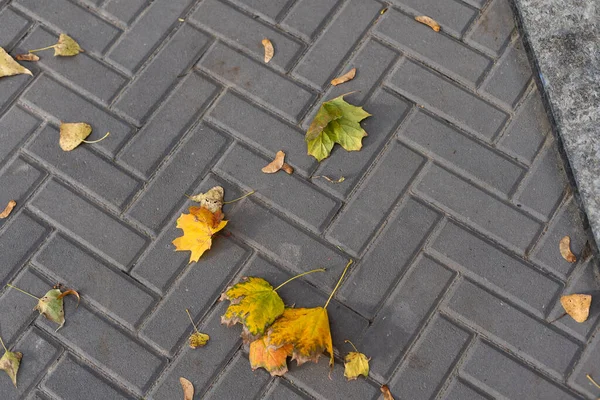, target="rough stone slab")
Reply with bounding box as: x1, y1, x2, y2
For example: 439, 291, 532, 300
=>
0, 158, 45, 230
0, 6, 31, 49
0, 74, 30, 112
0, 106, 40, 165
281, 0, 339, 40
